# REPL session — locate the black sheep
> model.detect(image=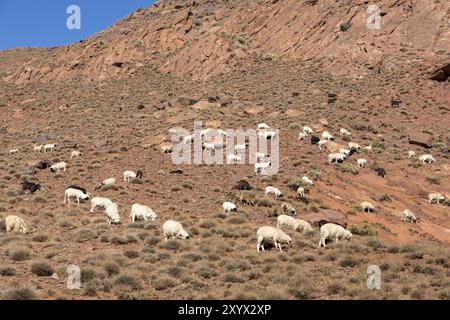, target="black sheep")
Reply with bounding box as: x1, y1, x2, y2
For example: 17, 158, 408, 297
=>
136, 170, 144, 179
311, 135, 320, 145
374, 167, 386, 178
235, 180, 252, 190
22, 181, 41, 194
